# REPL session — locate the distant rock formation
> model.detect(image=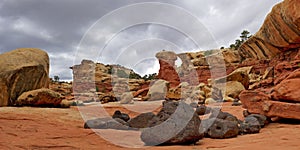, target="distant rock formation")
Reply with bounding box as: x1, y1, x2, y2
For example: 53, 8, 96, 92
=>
70, 60, 149, 103
156, 50, 180, 88
0, 48, 49, 106
156, 49, 240, 87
